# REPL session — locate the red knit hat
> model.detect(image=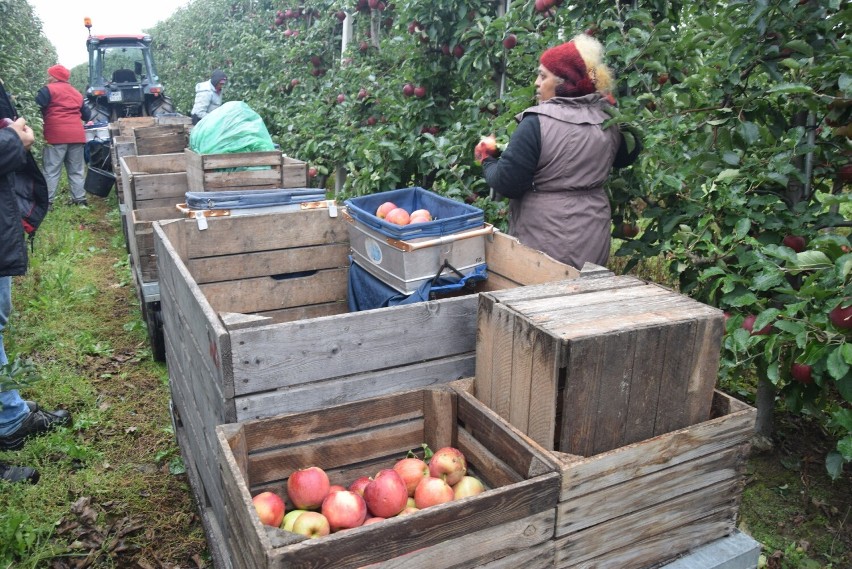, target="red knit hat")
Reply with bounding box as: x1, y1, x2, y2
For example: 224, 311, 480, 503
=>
539, 42, 596, 97
47, 64, 70, 82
